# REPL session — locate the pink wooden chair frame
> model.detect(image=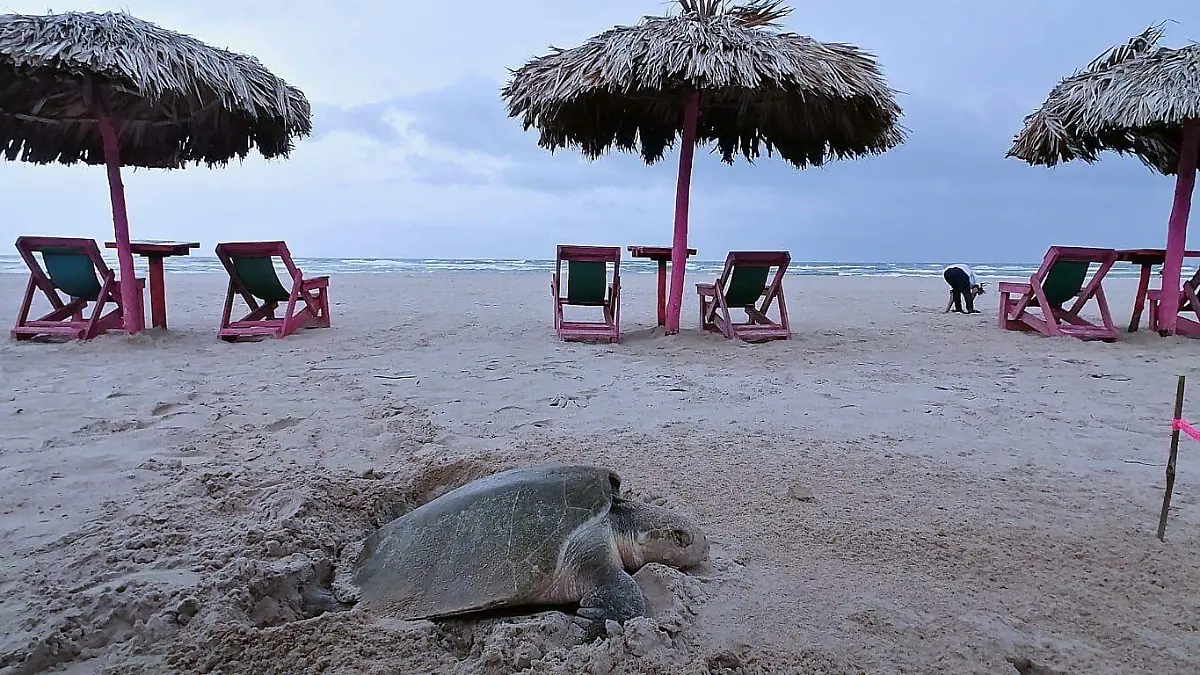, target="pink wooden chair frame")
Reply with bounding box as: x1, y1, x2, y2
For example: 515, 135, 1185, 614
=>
997, 245, 1119, 342
550, 245, 622, 343
1146, 268, 1200, 338
215, 241, 331, 342
695, 251, 792, 342
12, 235, 144, 341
